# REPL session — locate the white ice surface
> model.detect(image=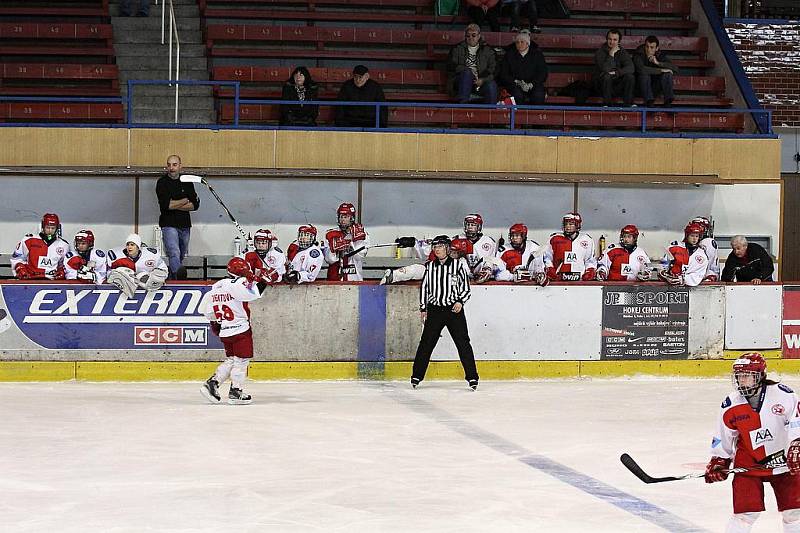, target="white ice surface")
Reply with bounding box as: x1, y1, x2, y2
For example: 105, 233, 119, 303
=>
0, 379, 791, 532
